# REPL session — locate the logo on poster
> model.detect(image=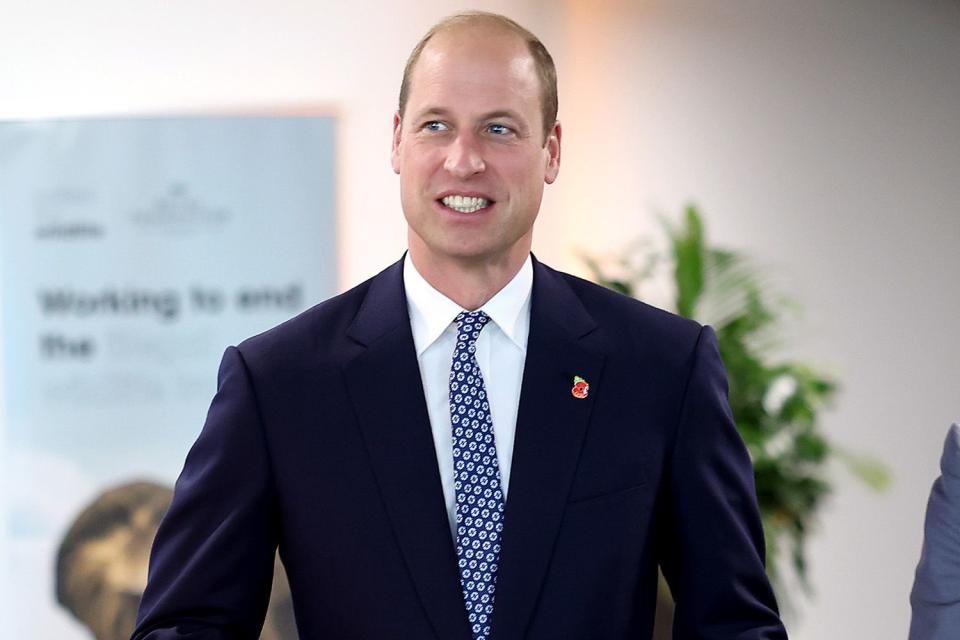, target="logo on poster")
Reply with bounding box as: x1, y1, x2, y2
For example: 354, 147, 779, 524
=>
129, 182, 231, 234
34, 187, 104, 240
